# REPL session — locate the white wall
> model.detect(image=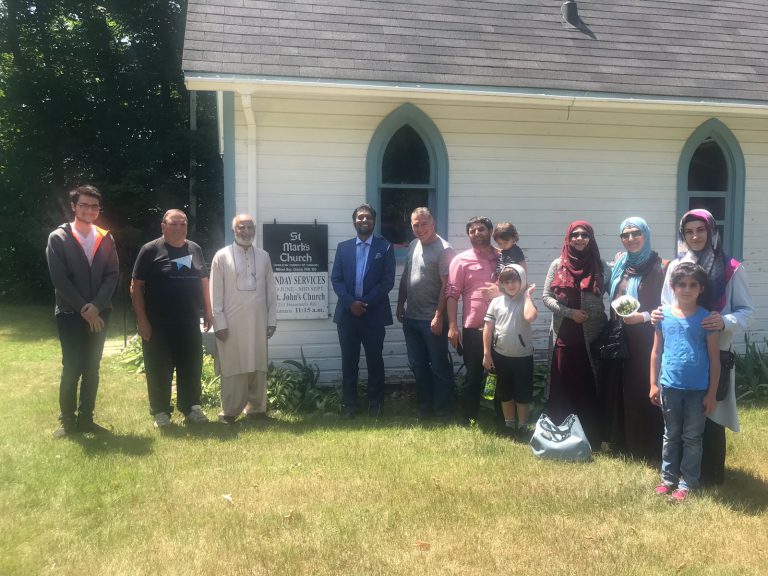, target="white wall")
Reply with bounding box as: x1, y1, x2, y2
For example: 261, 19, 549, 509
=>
229, 94, 768, 382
